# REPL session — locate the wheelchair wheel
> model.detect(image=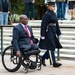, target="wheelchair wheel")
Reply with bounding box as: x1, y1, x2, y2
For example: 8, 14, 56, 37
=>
2, 45, 22, 72
22, 67, 28, 73
37, 55, 42, 70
